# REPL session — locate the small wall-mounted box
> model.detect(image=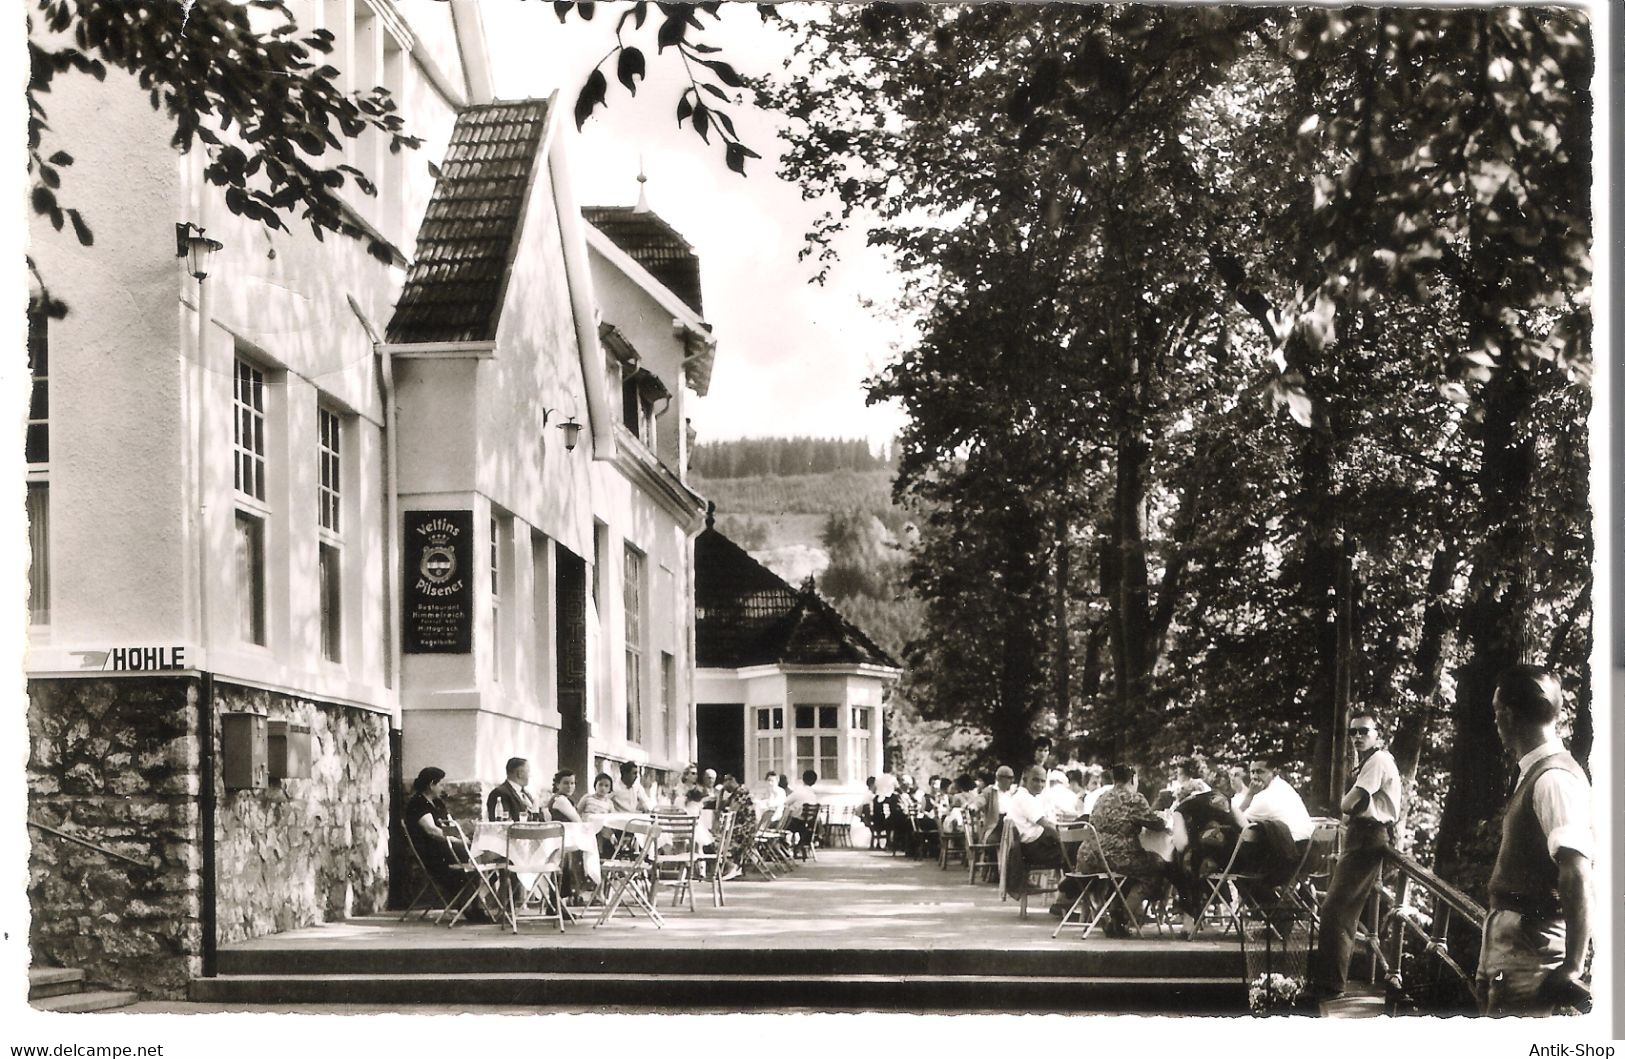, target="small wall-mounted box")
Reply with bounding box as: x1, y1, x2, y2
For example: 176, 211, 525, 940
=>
220, 712, 268, 791
269, 720, 312, 781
